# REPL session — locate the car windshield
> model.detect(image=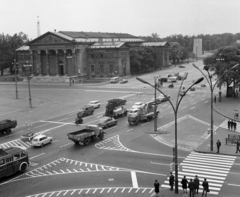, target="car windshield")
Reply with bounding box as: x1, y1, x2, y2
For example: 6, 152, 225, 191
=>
32, 138, 38, 142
